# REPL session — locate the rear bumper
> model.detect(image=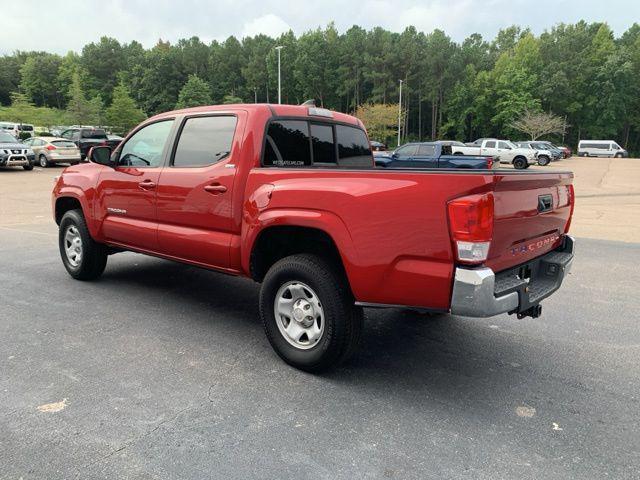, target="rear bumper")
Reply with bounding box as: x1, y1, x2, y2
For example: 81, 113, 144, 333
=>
450, 235, 574, 317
